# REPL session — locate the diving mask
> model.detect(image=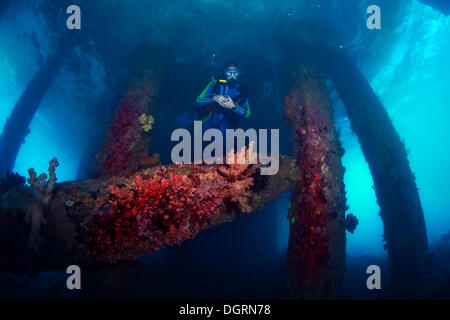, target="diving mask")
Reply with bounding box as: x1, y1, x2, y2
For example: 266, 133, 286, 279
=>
225, 67, 240, 81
